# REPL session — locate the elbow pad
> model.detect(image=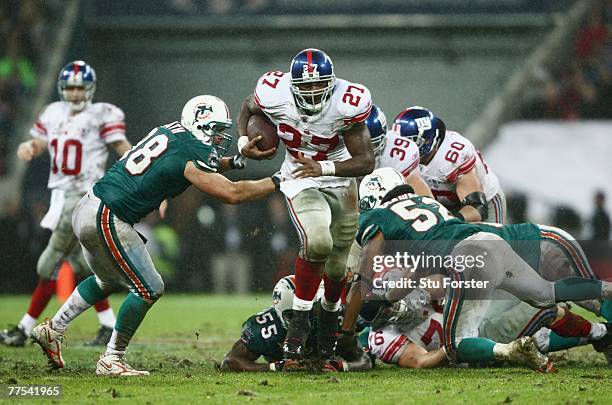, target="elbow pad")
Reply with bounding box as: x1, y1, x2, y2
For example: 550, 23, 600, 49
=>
462, 191, 488, 221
